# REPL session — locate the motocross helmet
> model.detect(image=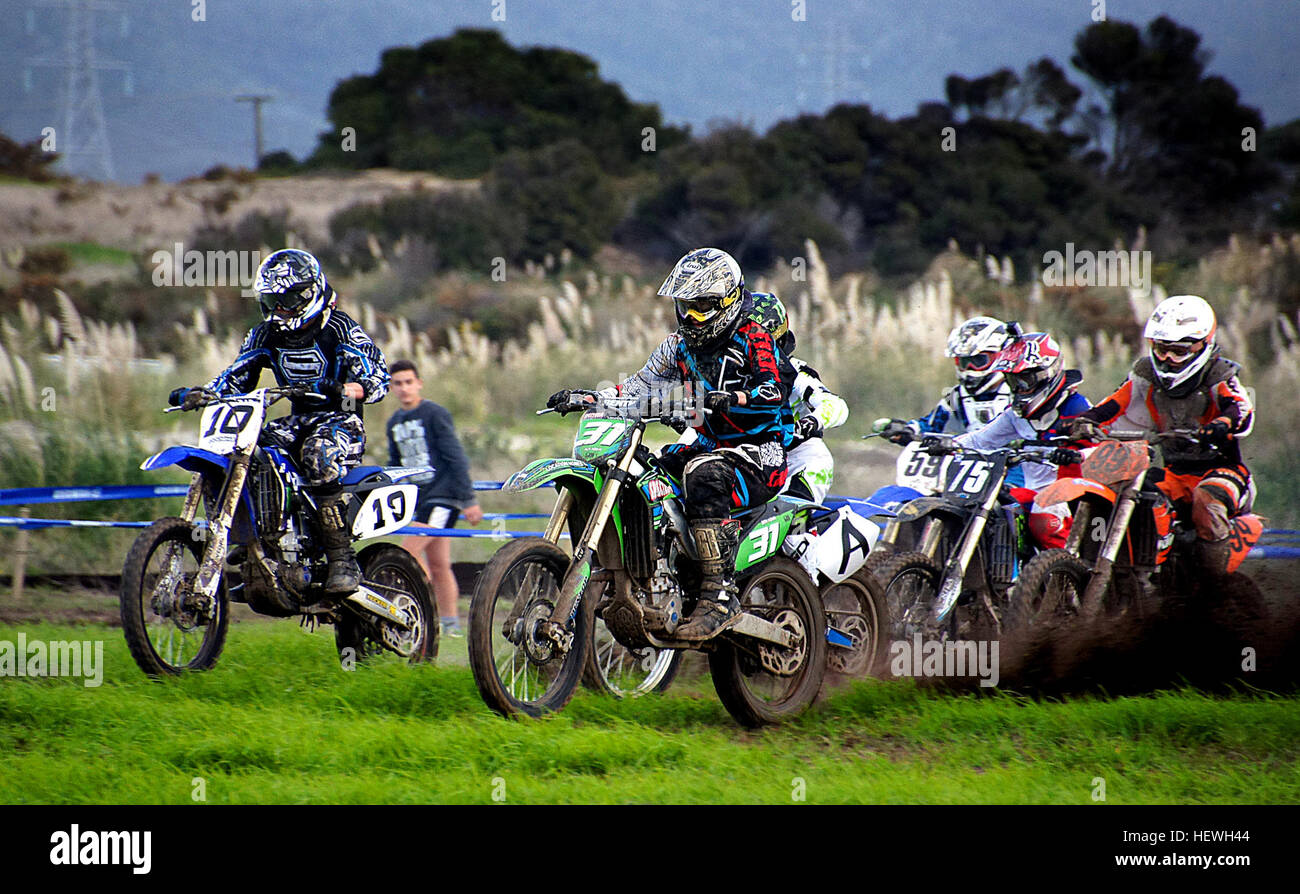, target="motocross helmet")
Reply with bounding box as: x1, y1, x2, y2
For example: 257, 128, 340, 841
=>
659, 248, 746, 349
993, 332, 1068, 419
748, 290, 795, 353
1144, 294, 1217, 397
945, 315, 1009, 397
253, 248, 335, 335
